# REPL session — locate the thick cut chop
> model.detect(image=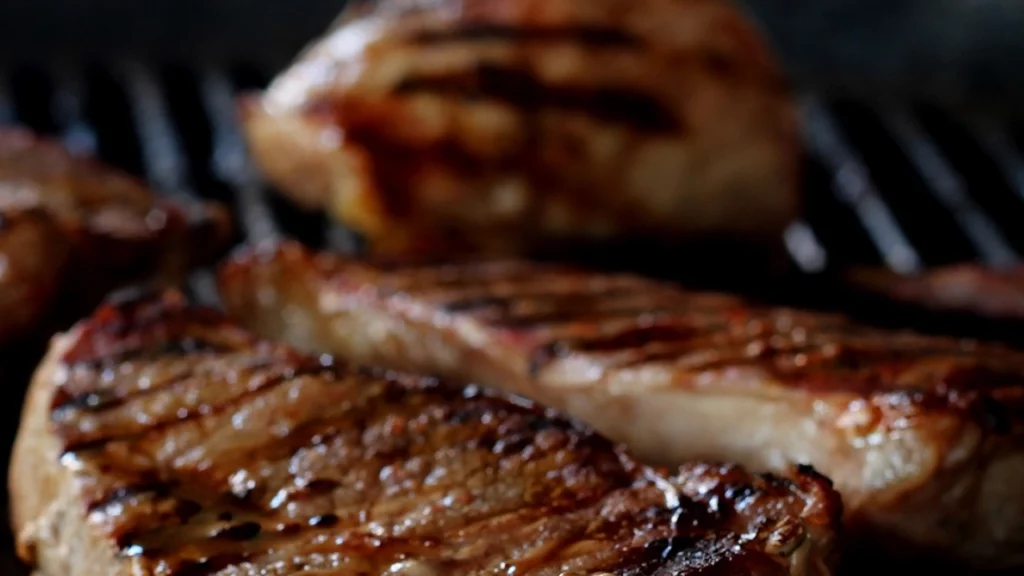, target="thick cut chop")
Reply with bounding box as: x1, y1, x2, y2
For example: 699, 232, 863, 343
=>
242, 0, 799, 260
0, 128, 231, 346
219, 242, 1024, 569
9, 289, 840, 576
